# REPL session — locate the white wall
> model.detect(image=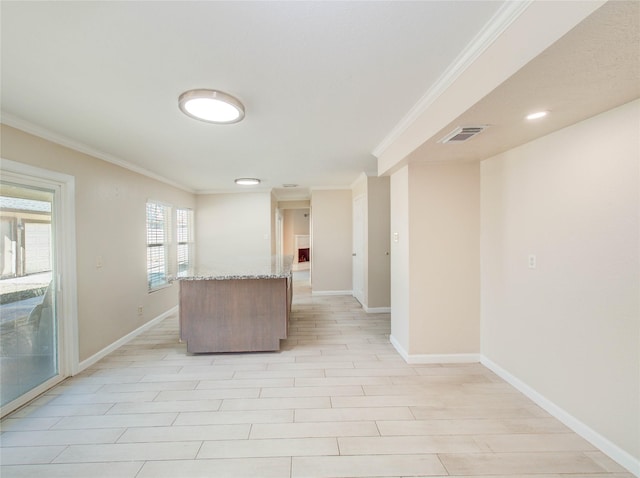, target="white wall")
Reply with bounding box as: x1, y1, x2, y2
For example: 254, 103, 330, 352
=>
390, 166, 410, 351
195, 192, 272, 268
1, 125, 195, 362
481, 99, 640, 464
310, 189, 352, 293
270, 191, 280, 255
